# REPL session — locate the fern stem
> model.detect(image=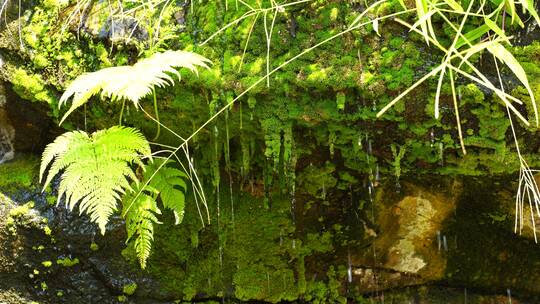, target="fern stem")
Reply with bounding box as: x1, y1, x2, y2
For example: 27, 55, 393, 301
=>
152, 88, 161, 140
119, 99, 126, 125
